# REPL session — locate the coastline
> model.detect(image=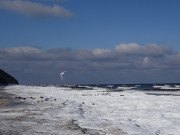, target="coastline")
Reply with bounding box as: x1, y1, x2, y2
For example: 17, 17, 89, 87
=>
0, 86, 24, 107
2, 85, 179, 134
0, 86, 12, 107
0, 85, 127, 135
0, 86, 29, 135
1, 86, 124, 135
